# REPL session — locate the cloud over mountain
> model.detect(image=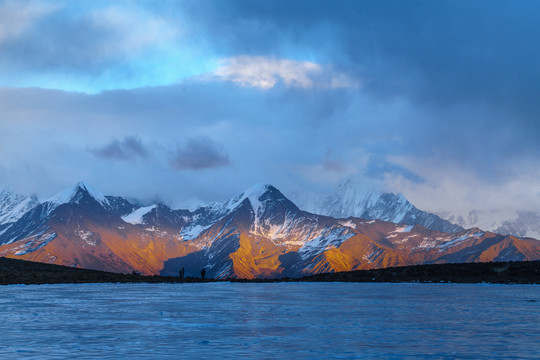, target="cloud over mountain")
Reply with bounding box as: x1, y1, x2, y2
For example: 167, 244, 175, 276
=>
0, 1, 539, 216
90, 136, 148, 161
170, 137, 230, 171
